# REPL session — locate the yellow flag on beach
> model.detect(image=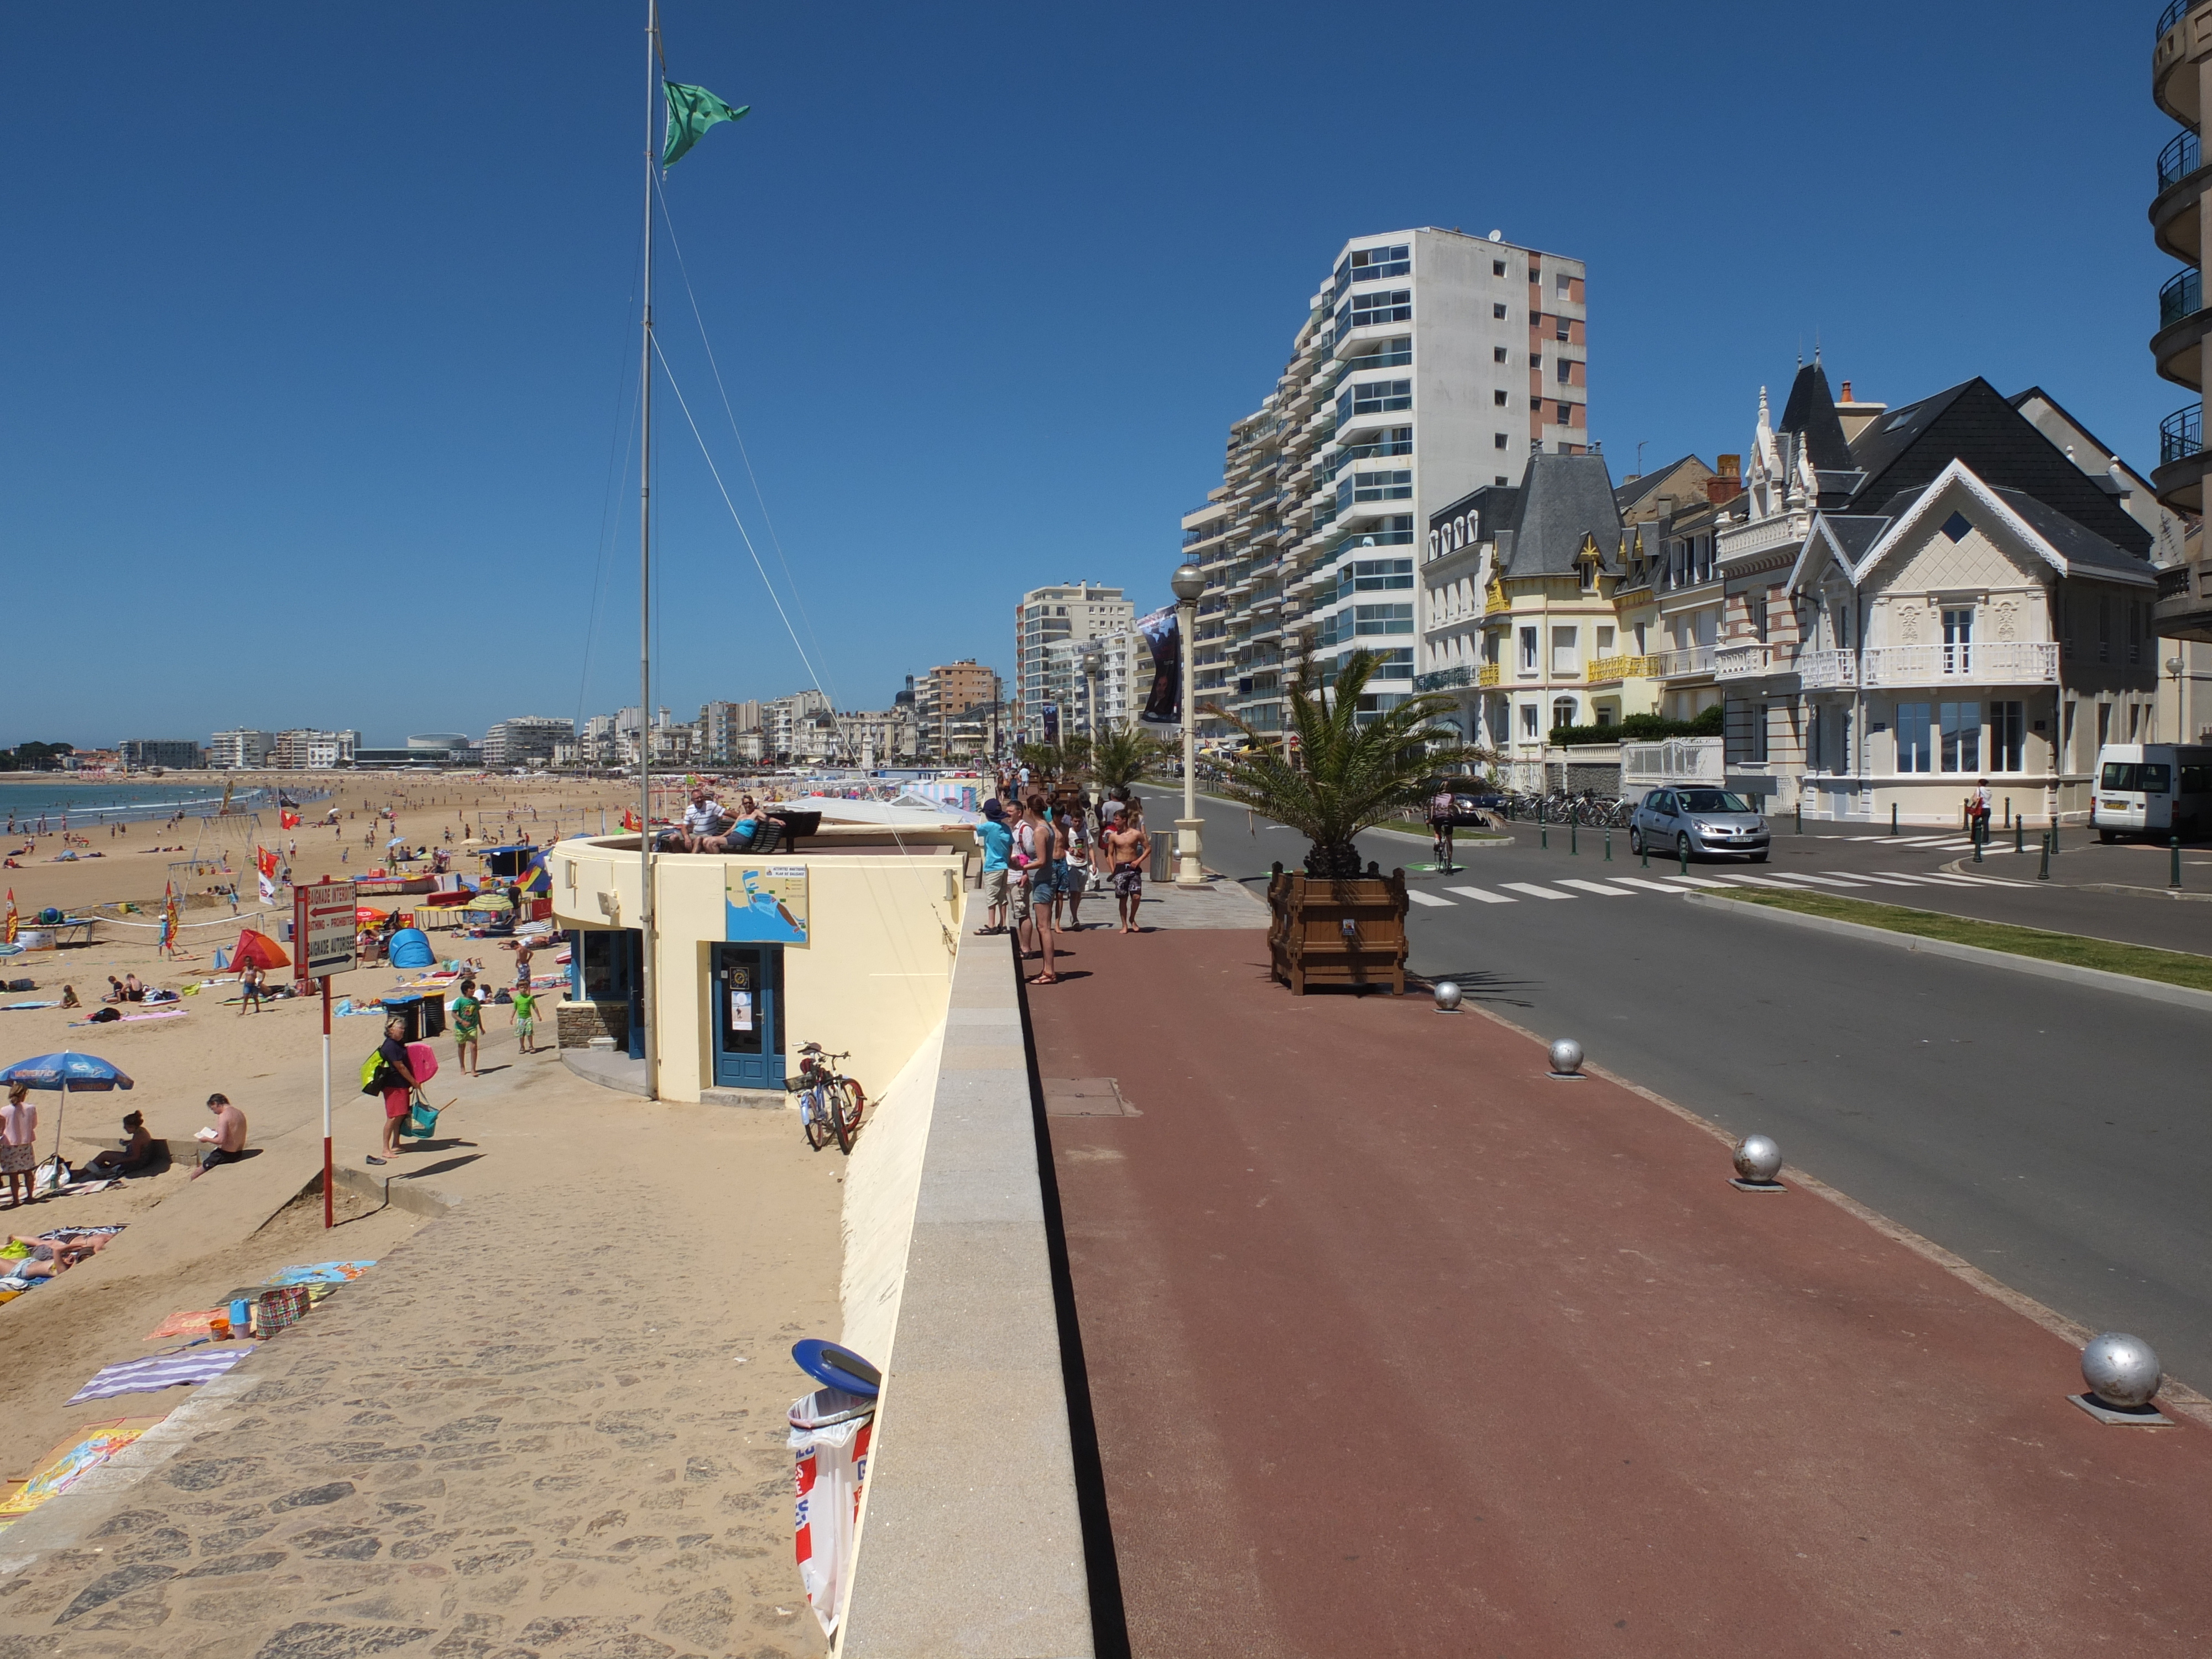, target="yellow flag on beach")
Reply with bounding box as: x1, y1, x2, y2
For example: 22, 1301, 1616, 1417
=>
3, 889, 14, 944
